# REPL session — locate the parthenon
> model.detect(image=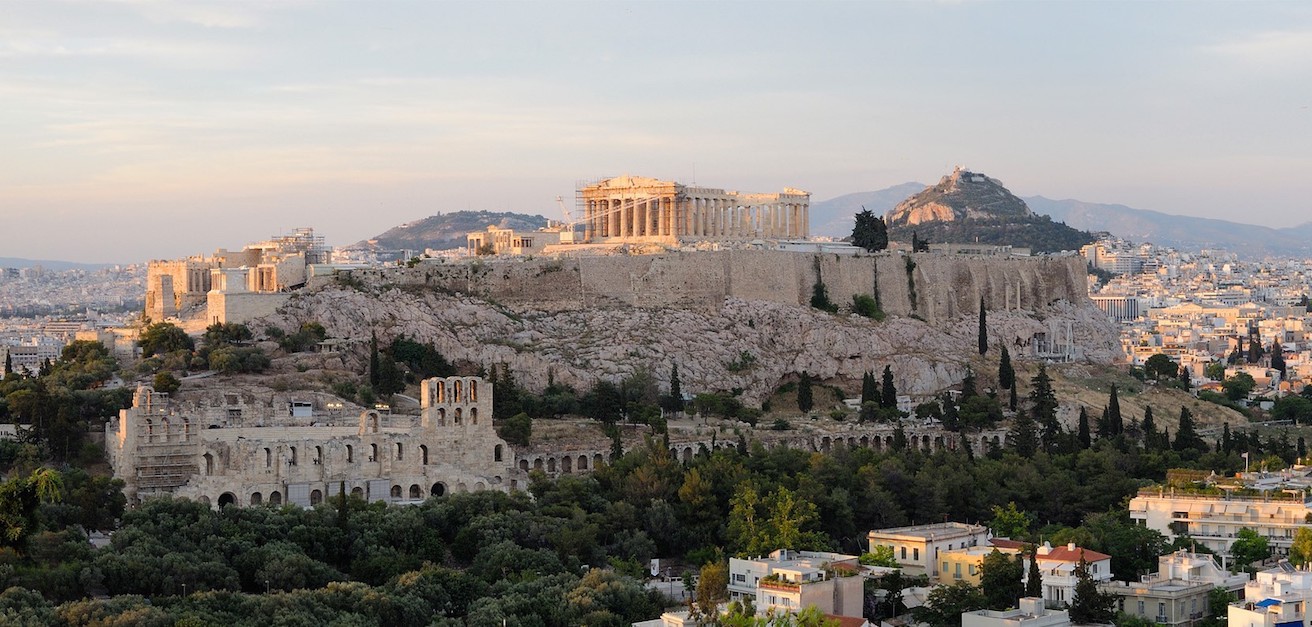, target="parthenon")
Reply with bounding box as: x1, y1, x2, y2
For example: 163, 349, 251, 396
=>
579, 176, 810, 242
